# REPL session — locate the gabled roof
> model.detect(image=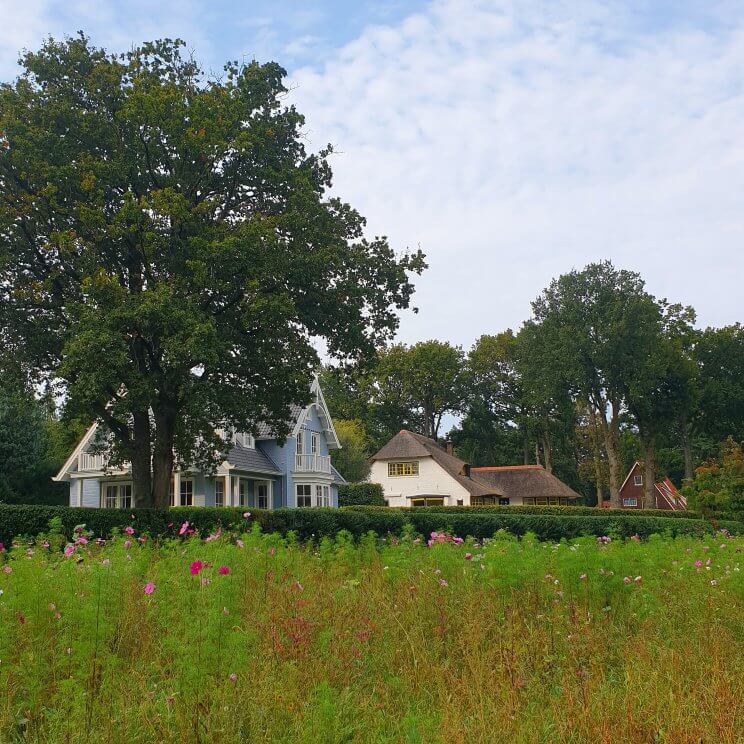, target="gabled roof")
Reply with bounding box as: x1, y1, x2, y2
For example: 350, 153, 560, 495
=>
225, 442, 282, 474
331, 464, 347, 485
470, 465, 582, 501
372, 430, 504, 499
655, 477, 687, 510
